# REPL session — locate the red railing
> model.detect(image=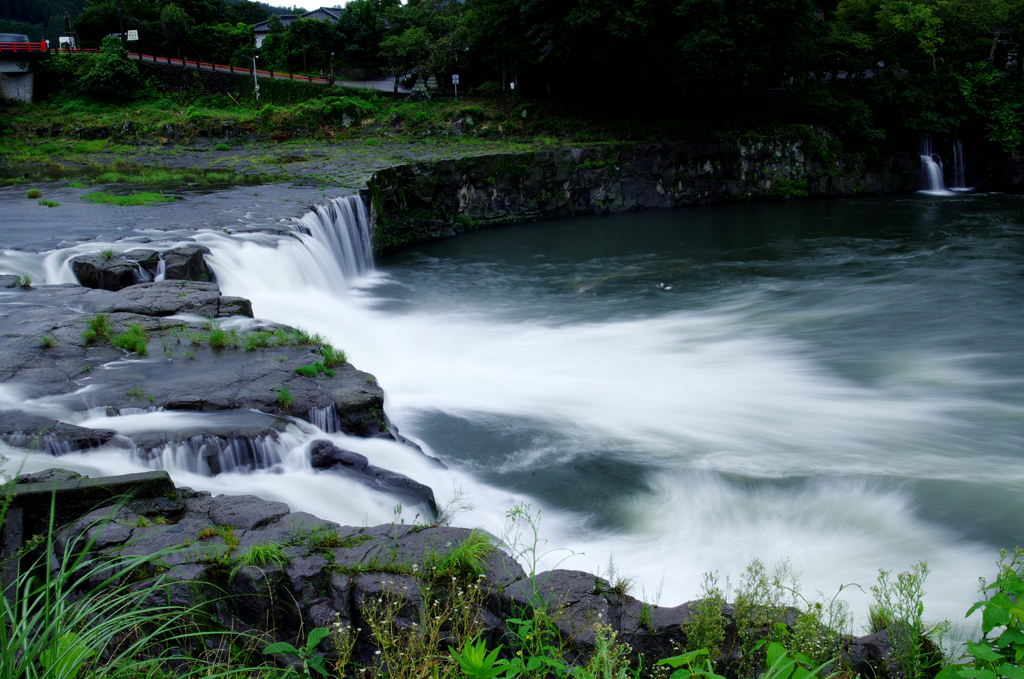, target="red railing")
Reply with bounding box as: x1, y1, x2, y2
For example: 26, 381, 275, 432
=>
0, 41, 48, 54
51, 47, 332, 84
